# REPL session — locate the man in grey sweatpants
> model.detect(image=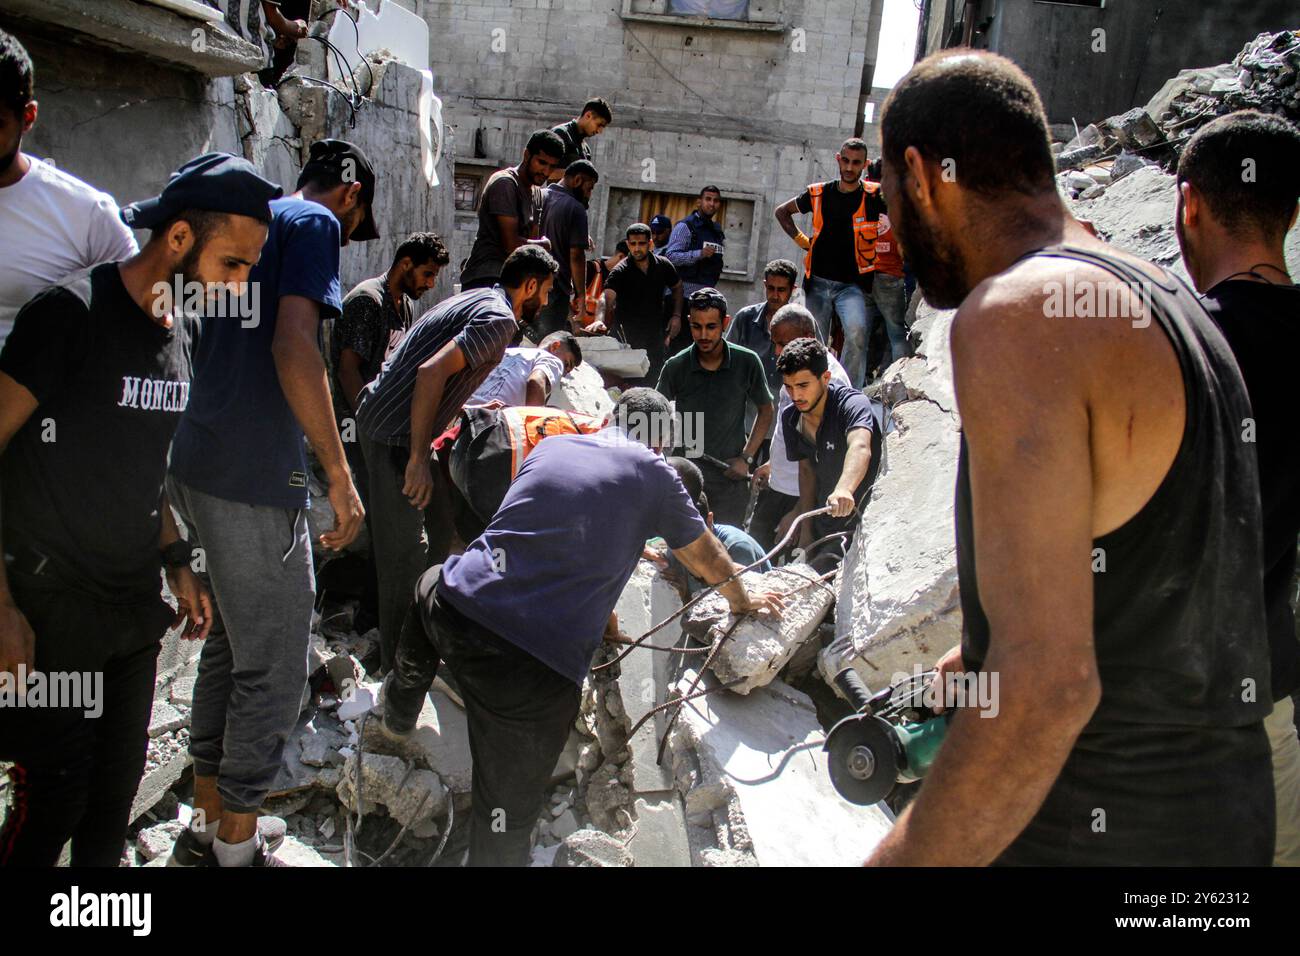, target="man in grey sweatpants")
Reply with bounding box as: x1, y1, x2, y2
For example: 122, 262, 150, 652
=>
164, 141, 378, 866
